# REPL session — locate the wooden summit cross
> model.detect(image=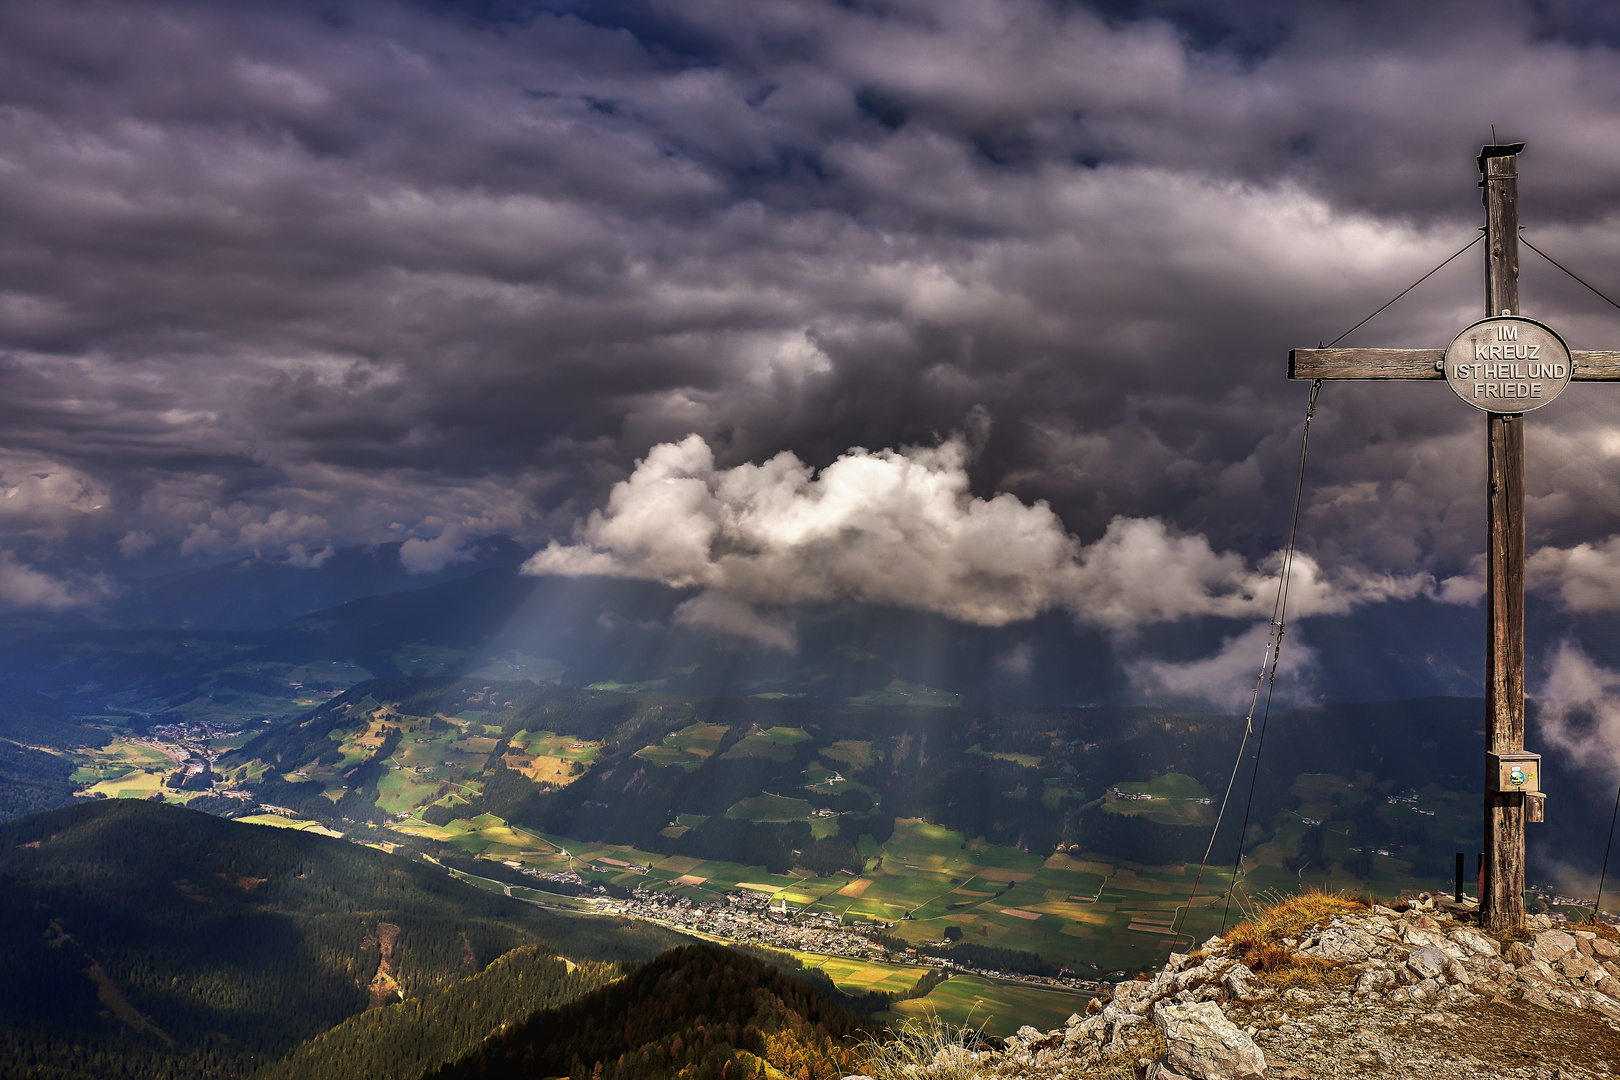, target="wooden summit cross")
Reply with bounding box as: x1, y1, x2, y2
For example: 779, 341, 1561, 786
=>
1289, 143, 1620, 933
